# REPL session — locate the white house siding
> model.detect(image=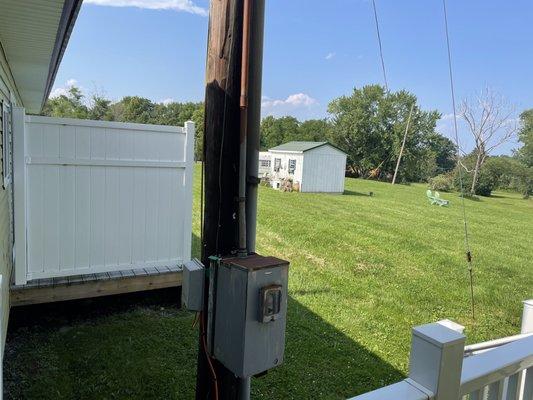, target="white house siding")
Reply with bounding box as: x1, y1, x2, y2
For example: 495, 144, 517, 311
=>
301, 145, 347, 193
0, 43, 20, 355
269, 152, 304, 185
